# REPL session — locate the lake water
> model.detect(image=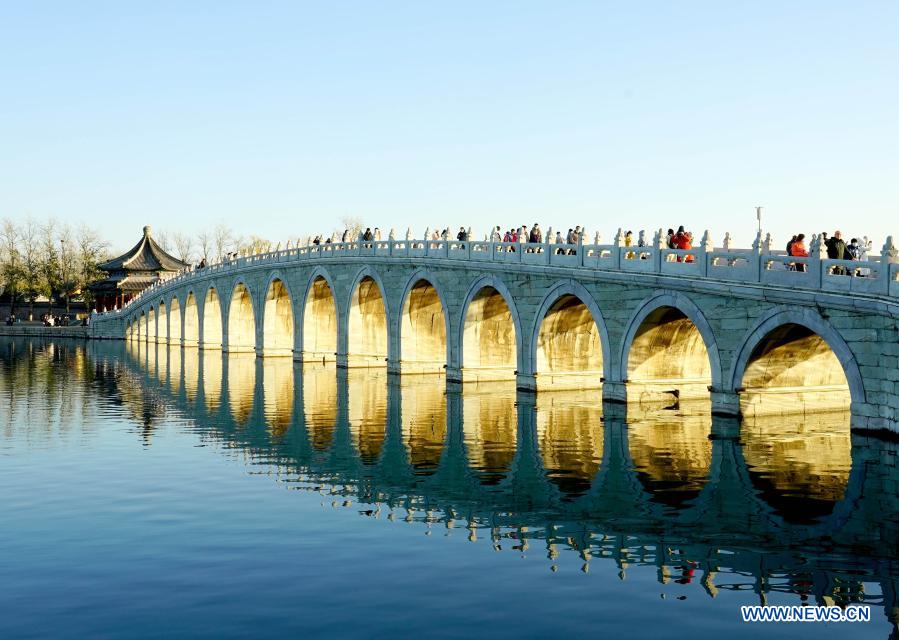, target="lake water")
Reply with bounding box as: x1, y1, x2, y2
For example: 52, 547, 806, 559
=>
1, 337, 896, 639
